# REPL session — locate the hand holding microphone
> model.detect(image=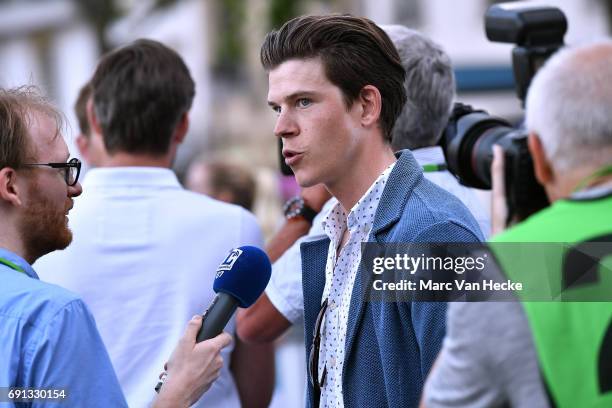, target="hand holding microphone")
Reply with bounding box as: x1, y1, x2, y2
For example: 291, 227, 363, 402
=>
152, 317, 232, 408
154, 246, 272, 395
